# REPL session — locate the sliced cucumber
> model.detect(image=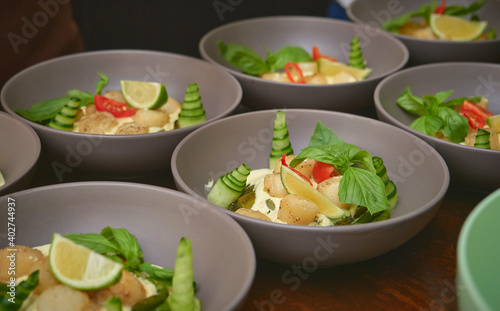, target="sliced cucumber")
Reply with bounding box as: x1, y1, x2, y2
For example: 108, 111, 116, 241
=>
269, 111, 293, 169
474, 129, 490, 149
47, 98, 81, 131
178, 83, 206, 128
349, 36, 366, 69
207, 164, 251, 209
373, 156, 398, 212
